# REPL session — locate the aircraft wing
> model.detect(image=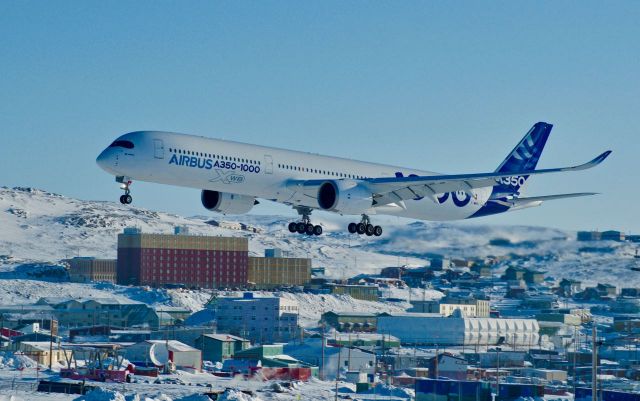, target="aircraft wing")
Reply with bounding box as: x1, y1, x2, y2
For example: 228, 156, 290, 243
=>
492, 192, 599, 211
366, 151, 611, 206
